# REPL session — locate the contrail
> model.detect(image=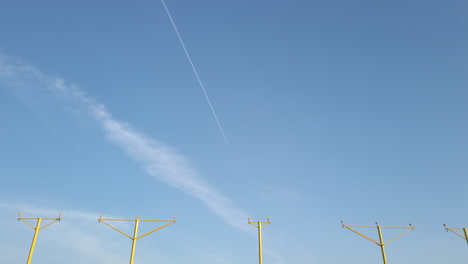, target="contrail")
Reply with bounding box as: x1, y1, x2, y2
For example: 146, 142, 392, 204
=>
0, 54, 248, 232
161, 0, 228, 143
0, 54, 284, 263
